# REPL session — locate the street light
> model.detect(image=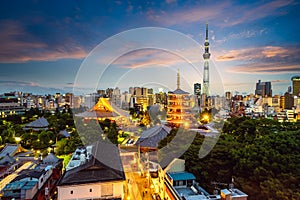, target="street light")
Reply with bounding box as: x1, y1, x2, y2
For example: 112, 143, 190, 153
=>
15, 137, 21, 144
